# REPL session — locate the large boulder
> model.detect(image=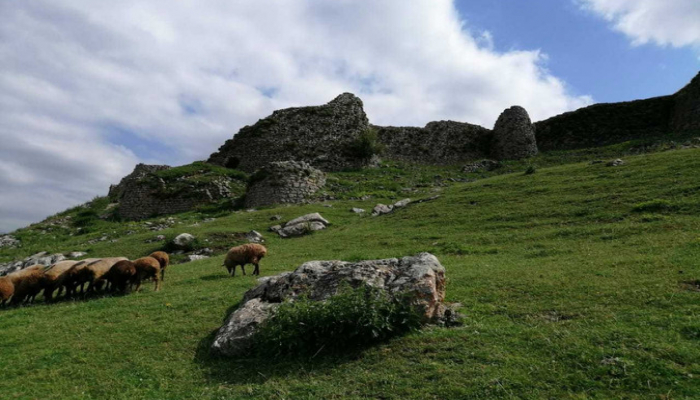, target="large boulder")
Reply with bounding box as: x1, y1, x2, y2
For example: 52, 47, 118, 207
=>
208, 93, 372, 172
211, 253, 447, 356
491, 106, 538, 160
277, 213, 329, 238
